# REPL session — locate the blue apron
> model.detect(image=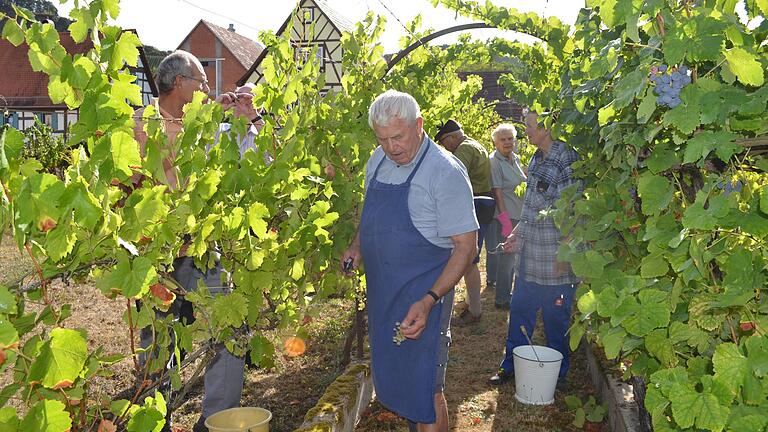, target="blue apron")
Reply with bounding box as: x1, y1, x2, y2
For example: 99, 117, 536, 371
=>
359, 141, 452, 424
